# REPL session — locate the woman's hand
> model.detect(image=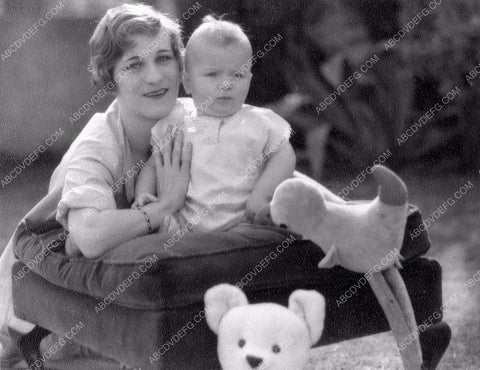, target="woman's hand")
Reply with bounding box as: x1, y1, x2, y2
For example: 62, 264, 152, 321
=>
152, 125, 192, 214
